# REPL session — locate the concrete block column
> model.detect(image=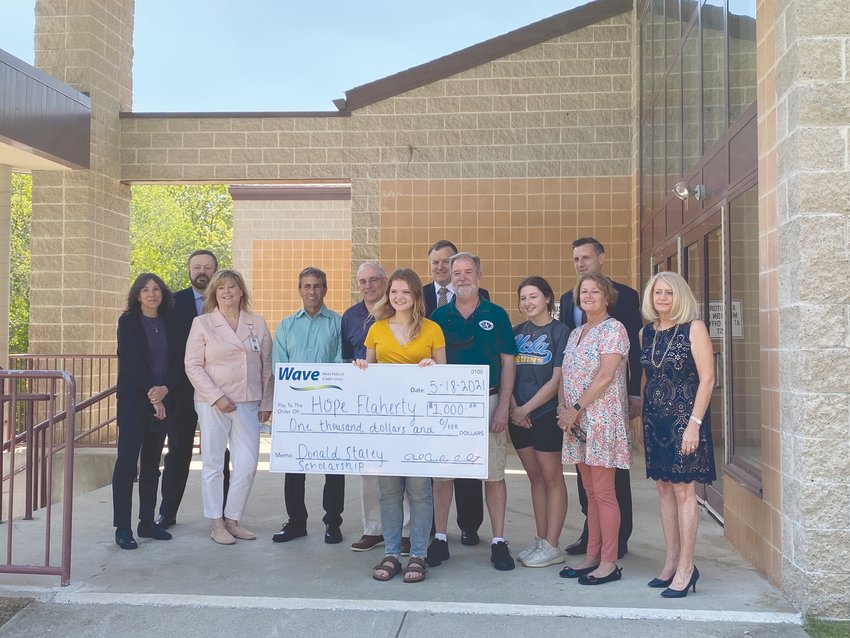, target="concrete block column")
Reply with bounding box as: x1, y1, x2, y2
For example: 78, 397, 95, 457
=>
28, 0, 135, 354
771, 0, 850, 617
